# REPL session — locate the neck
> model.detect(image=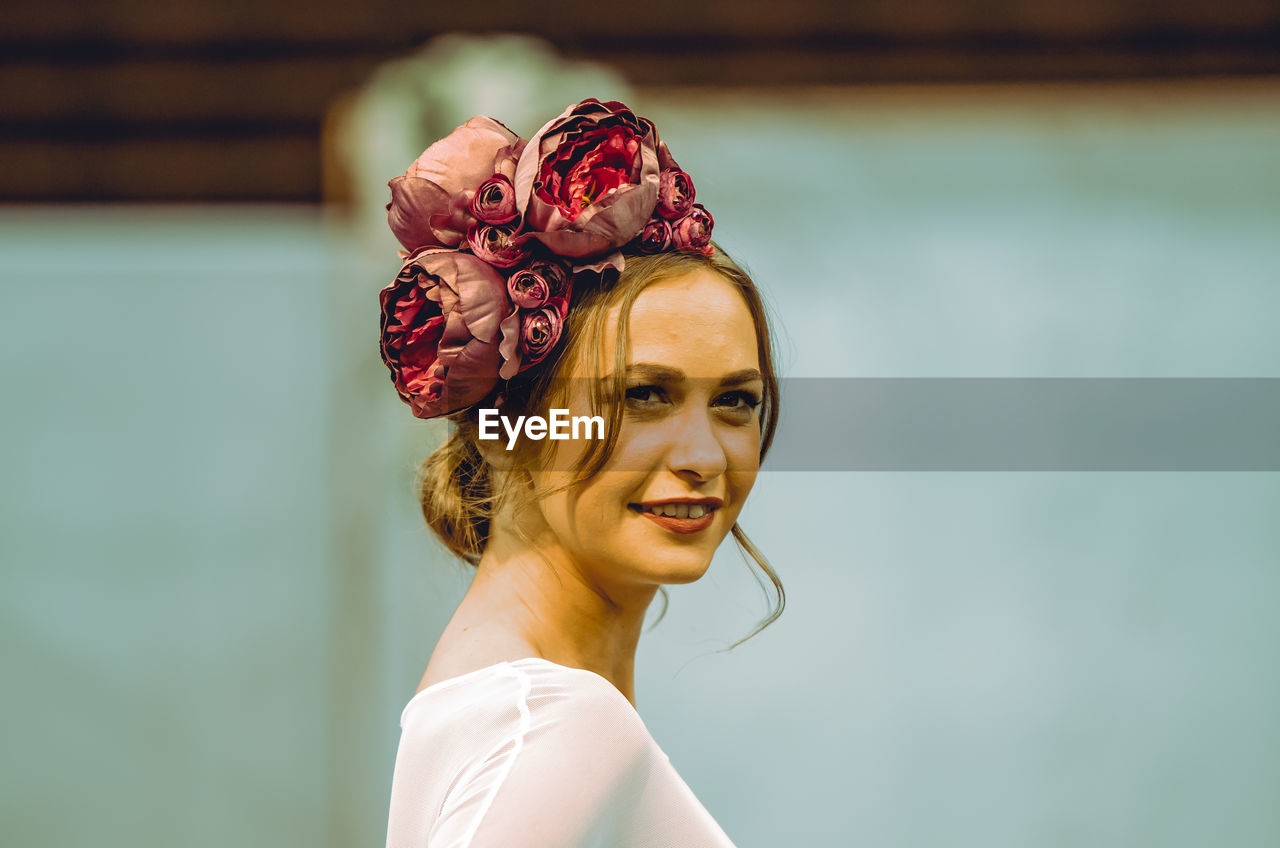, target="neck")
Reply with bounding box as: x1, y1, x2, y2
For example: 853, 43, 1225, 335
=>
443, 522, 657, 706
